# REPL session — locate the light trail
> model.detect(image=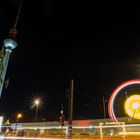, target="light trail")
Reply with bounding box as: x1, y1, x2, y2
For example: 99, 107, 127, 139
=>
108, 79, 140, 125
4, 123, 140, 130
0, 136, 68, 140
